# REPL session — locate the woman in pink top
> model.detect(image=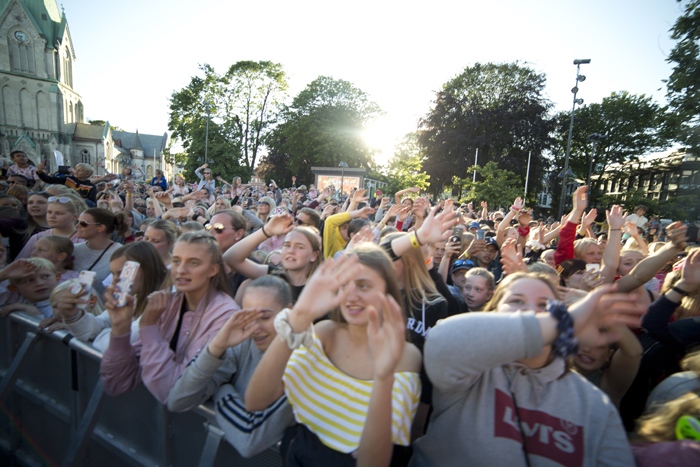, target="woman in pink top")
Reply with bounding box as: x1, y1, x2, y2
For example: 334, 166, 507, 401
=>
17, 194, 85, 259
100, 231, 239, 404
